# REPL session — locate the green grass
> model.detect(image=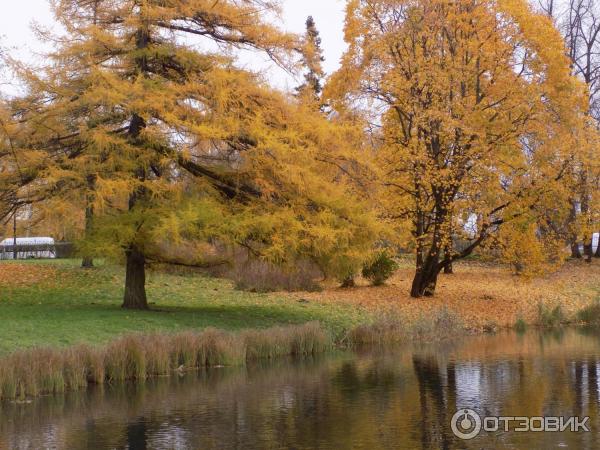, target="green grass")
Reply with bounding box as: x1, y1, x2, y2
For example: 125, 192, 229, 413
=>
0, 259, 370, 354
